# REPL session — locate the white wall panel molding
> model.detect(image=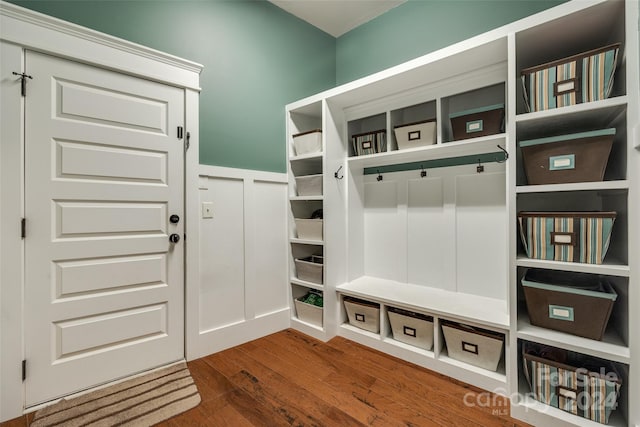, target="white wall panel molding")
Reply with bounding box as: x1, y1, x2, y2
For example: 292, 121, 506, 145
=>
186, 166, 288, 360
